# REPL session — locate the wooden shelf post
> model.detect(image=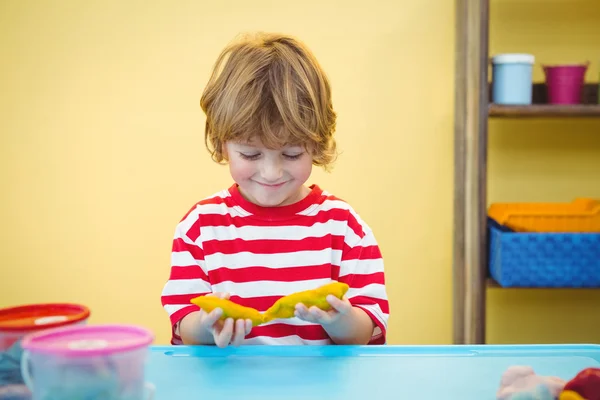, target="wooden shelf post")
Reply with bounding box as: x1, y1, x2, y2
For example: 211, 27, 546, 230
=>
453, 0, 490, 345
